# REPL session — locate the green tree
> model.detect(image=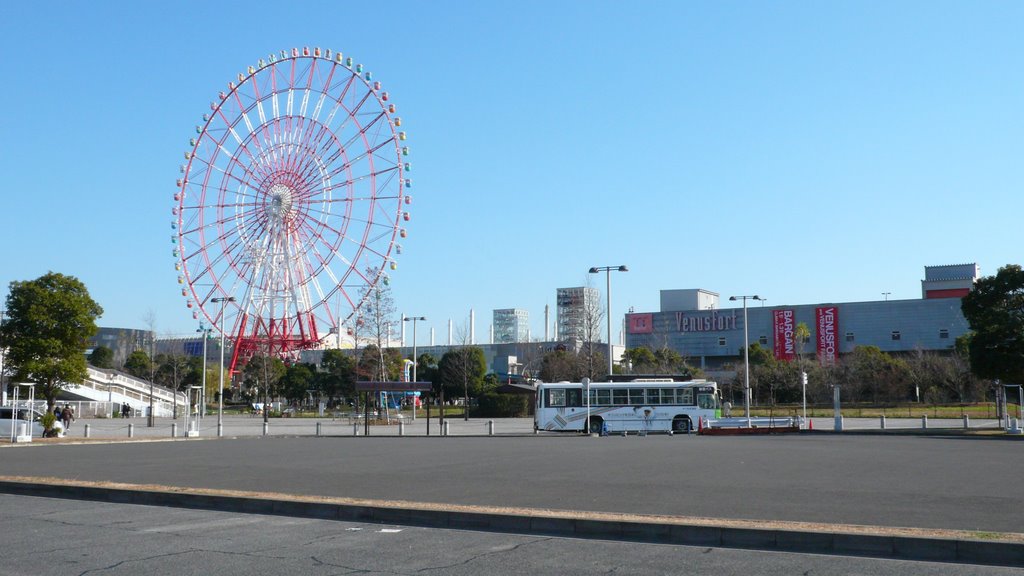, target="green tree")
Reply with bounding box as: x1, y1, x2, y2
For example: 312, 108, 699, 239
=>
438, 346, 487, 408
961, 264, 1024, 383
242, 355, 287, 400
318, 349, 357, 404
89, 345, 115, 369
539, 348, 579, 383
0, 272, 103, 410
846, 345, 911, 403
281, 363, 314, 403
124, 350, 151, 379
623, 347, 657, 373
